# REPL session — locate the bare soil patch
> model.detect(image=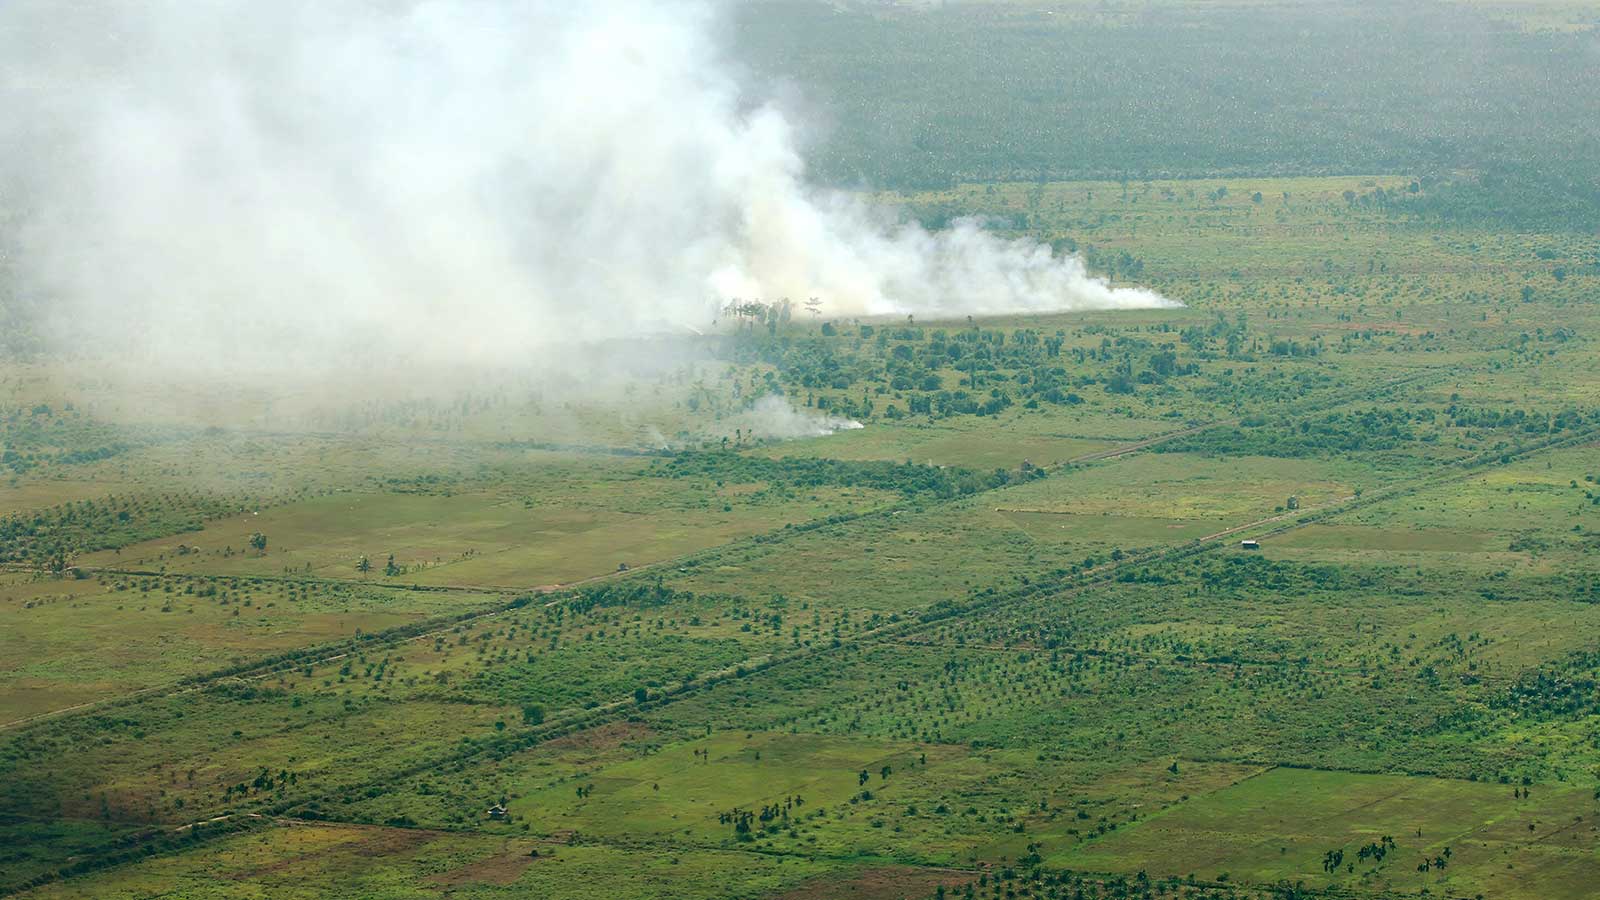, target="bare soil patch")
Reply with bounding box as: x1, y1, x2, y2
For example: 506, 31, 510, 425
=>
428, 839, 548, 887
542, 719, 653, 752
